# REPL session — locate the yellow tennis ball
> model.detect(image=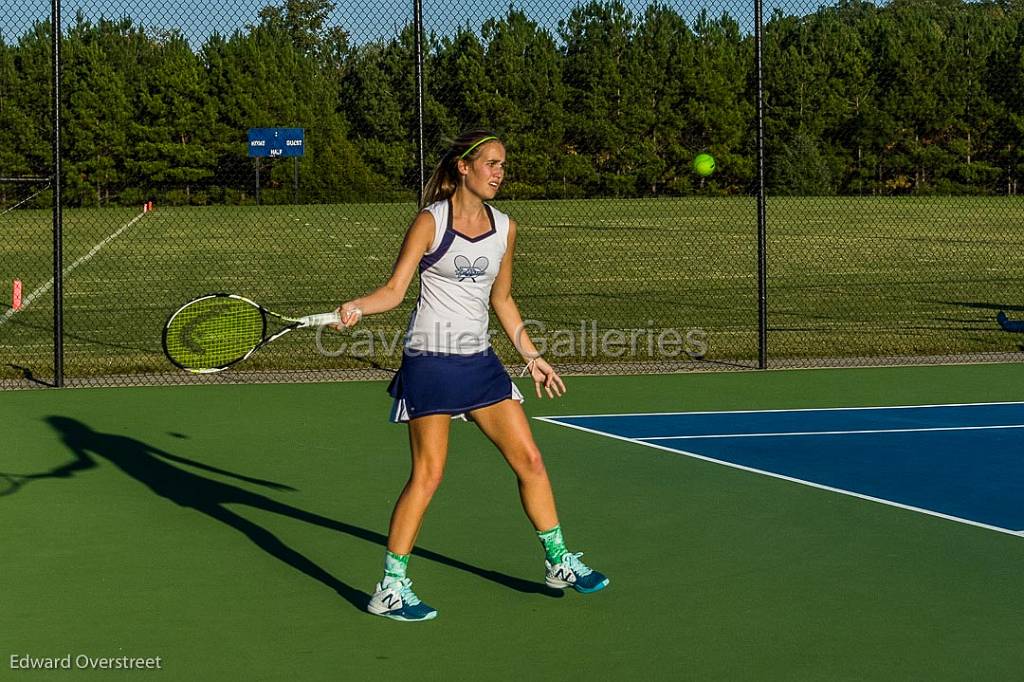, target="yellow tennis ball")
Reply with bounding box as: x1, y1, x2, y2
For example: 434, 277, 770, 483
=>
693, 153, 716, 177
